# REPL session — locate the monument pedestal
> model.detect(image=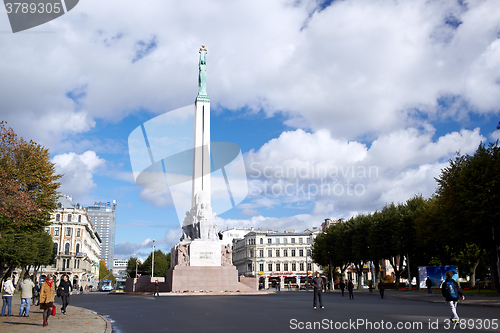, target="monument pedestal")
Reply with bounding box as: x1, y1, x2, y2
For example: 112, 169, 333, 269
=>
166, 240, 250, 291
166, 265, 240, 291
